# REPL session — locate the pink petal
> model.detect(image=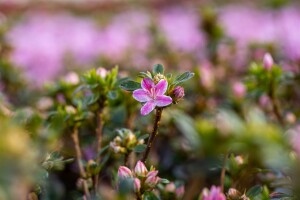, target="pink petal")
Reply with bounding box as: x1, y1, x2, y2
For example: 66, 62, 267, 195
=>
133, 89, 151, 102
155, 79, 168, 96
155, 95, 172, 107
141, 101, 156, 115
141, 78, 155, 91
